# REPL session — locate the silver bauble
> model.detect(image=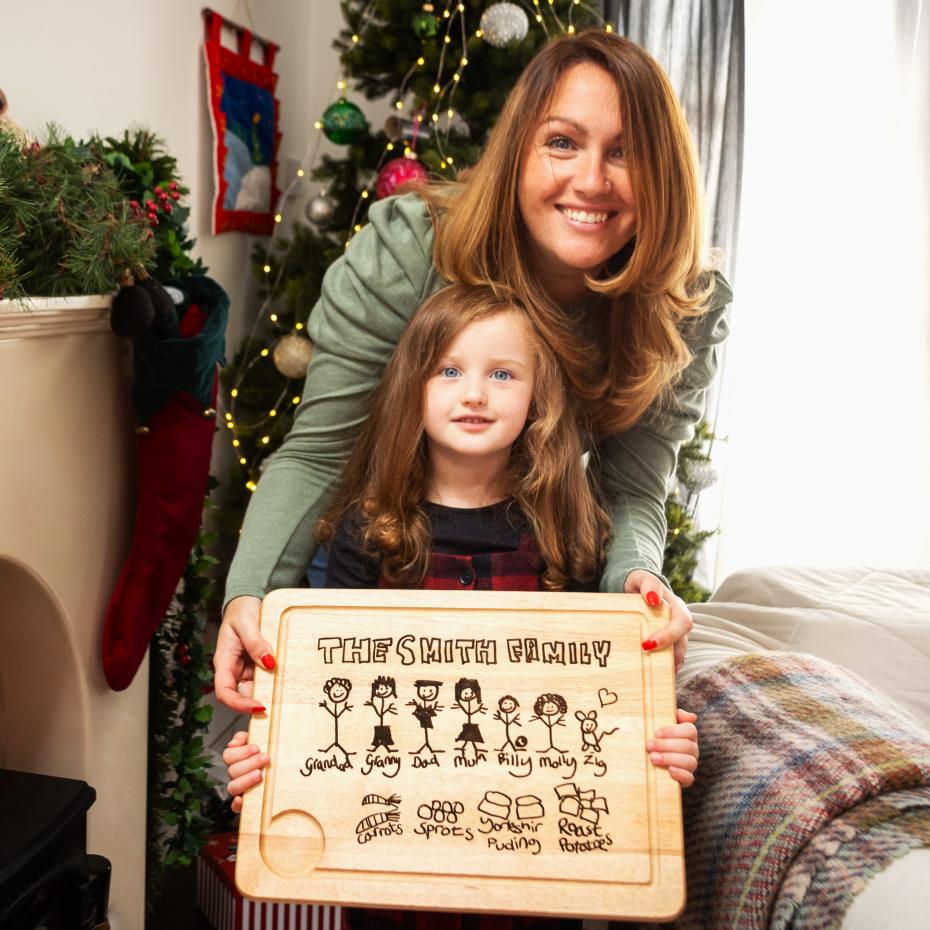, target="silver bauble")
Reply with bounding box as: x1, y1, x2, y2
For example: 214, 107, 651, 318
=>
272, 334, 314, 379
479, 2, 529, 48
682, 461, 718, 493
304, 193, 336, 227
